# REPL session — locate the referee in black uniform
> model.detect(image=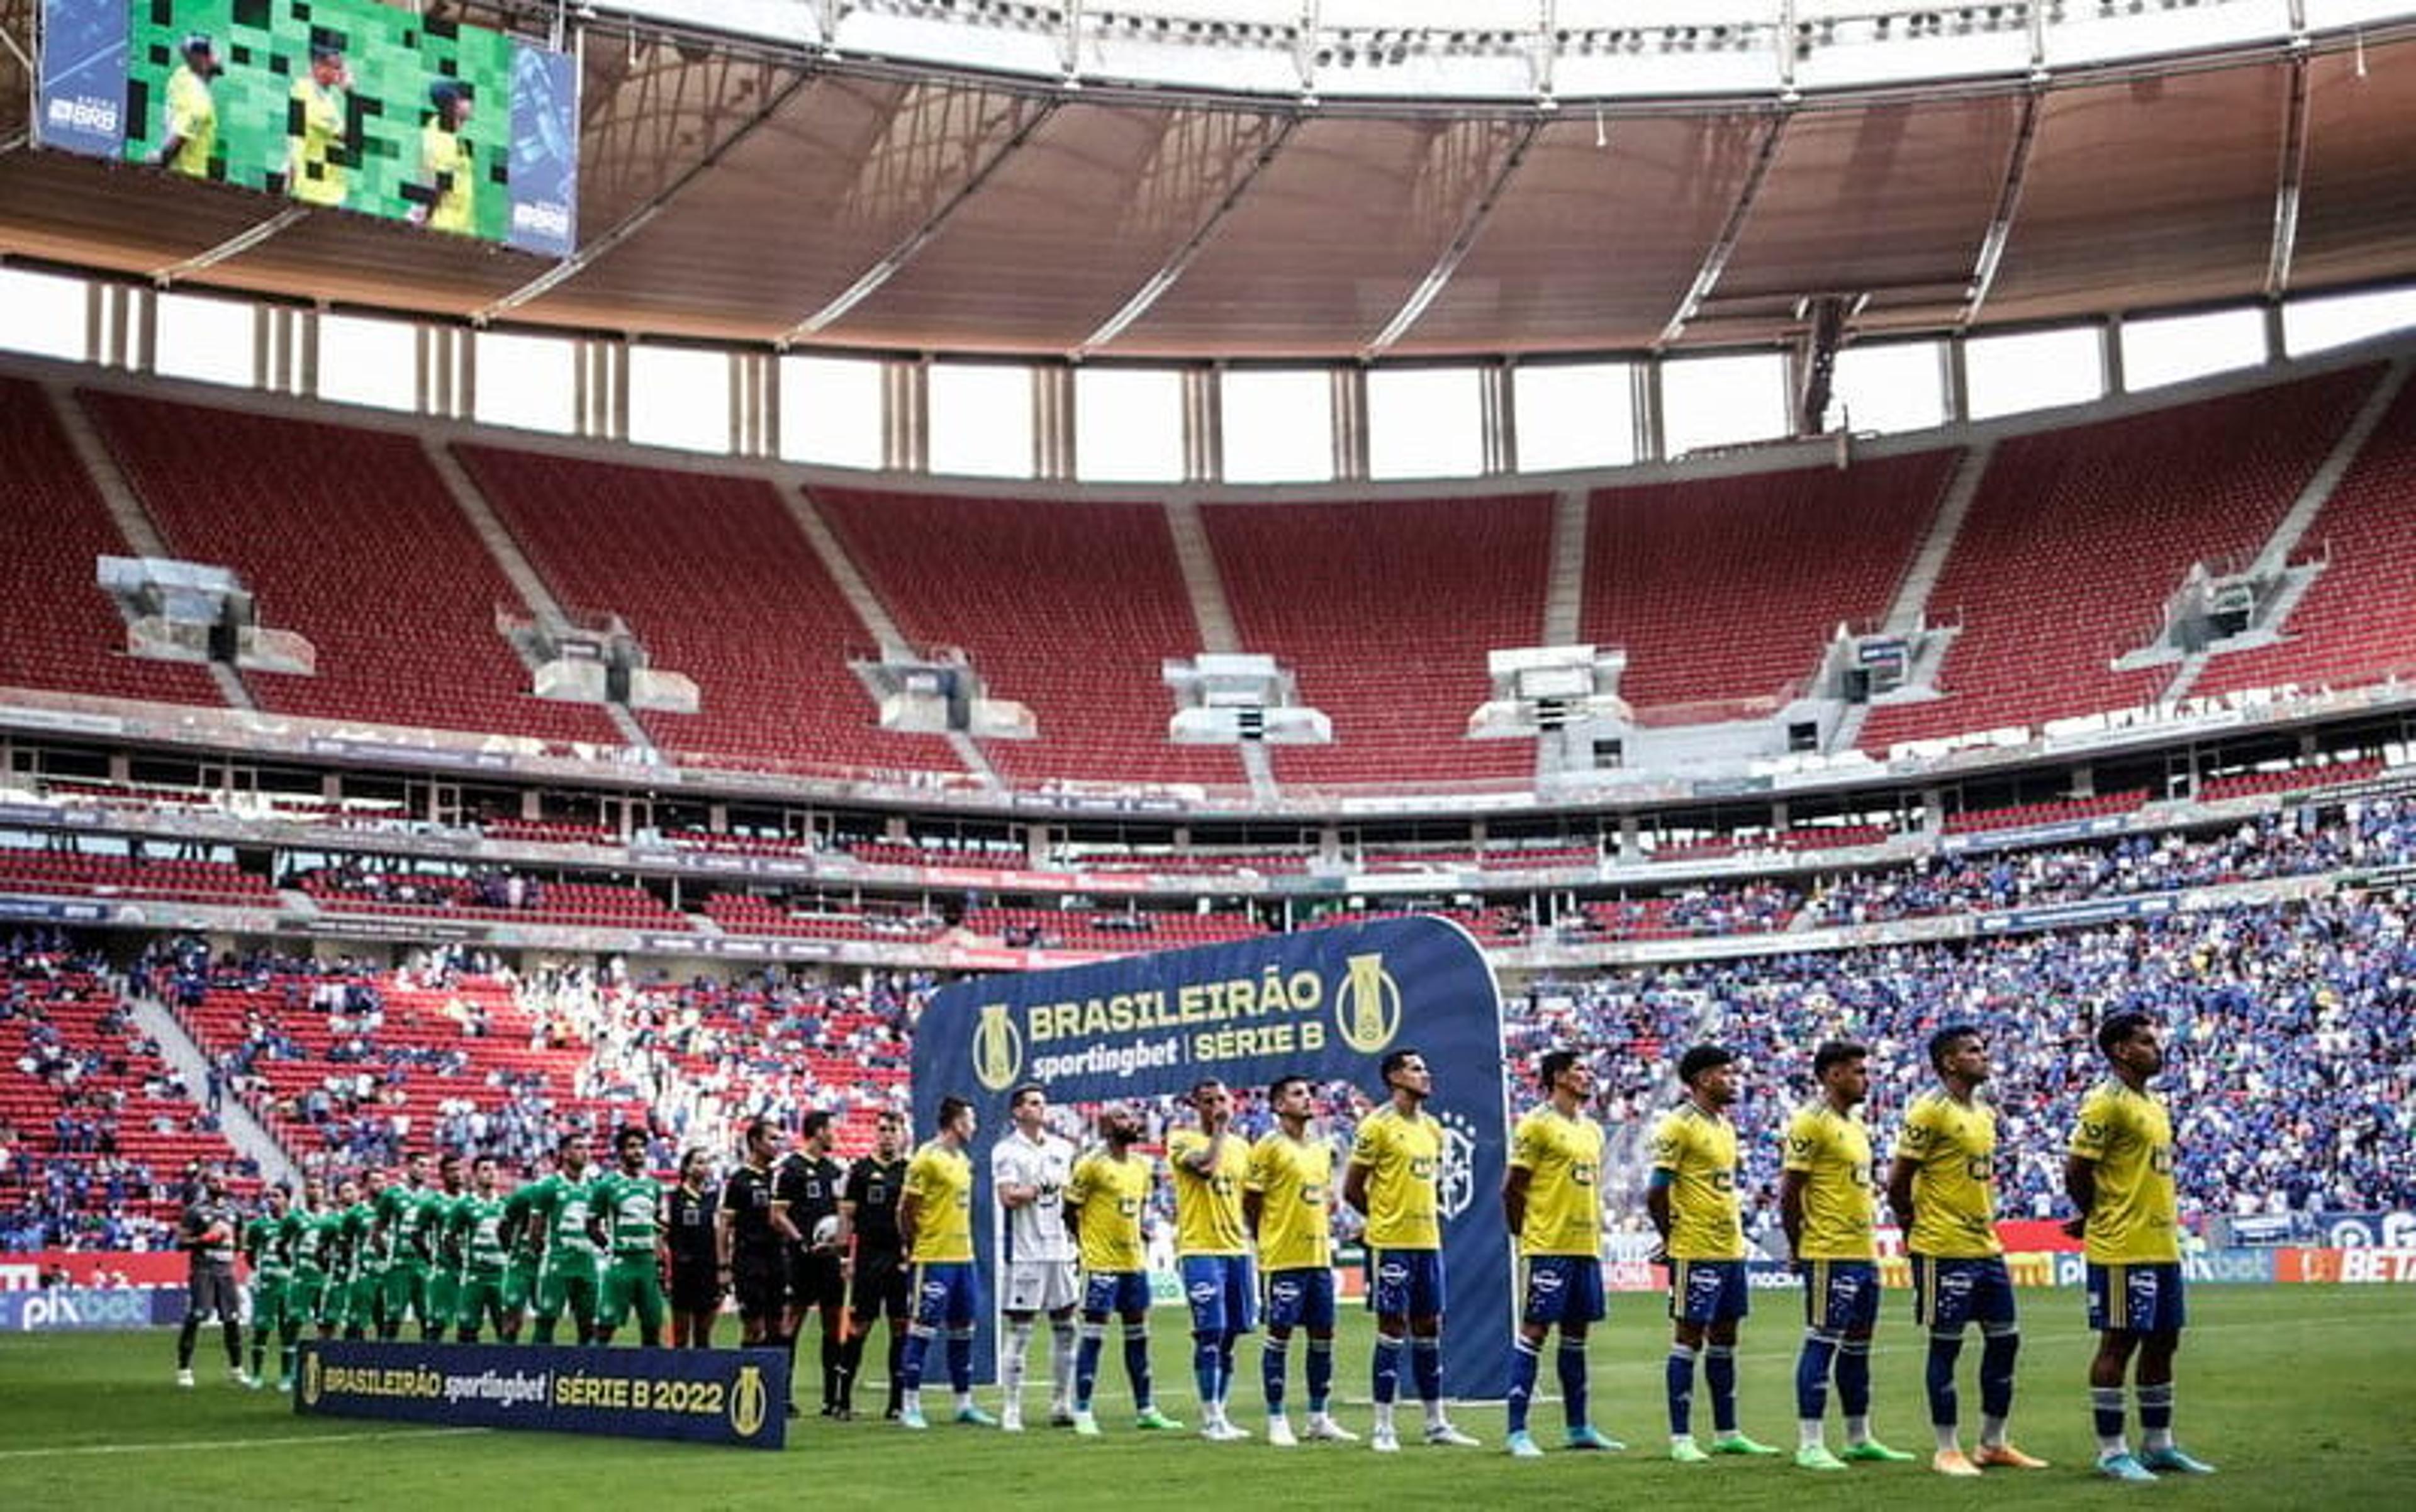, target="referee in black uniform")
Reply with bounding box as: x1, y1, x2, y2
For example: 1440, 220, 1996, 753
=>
666, 1148, 720, 1348
175, 1166, 243, 1386
717, 1118, 797, 1353
837, 1109, 913, 1420
778, 1111, 848, 1417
